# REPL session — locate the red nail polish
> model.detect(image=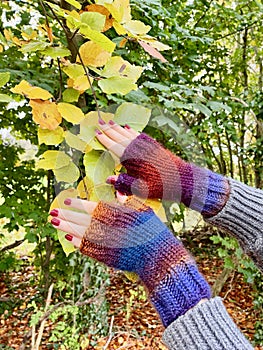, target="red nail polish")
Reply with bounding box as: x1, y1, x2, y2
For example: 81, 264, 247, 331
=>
109, 120, 115, 125
65, 234, 73, 242
95, 129, 103, 135
99, 119, 106, 125
51, 218, 60, 226
64, 198, 71, 205
106, 176, 116, 185
49, 209, 59, 217
124, 124, 131, 129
